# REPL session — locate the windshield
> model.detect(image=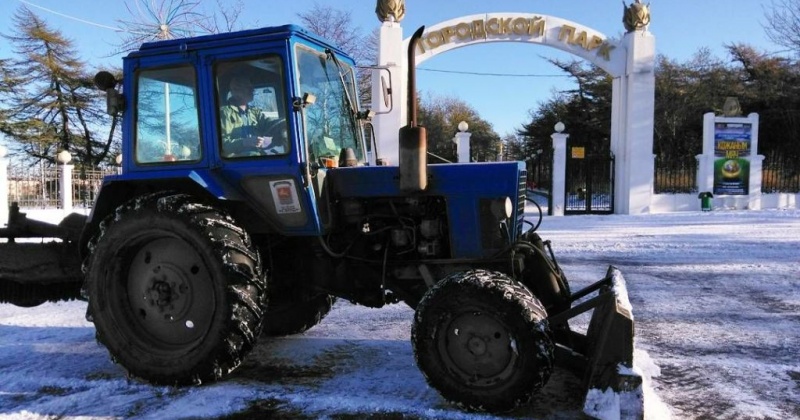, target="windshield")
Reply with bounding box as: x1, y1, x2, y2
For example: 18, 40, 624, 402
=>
295, 45, 364, 165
